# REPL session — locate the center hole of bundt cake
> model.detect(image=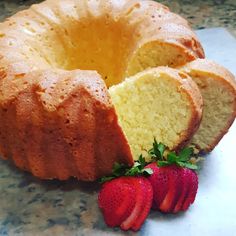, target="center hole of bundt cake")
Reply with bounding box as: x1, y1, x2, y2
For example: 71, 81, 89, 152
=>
40, 17, 137, 88
23, 5, 199, 89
